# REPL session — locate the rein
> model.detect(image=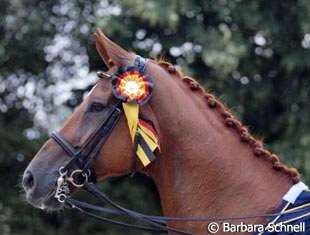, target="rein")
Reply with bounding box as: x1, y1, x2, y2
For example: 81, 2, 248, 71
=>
62, 183, 309, 235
